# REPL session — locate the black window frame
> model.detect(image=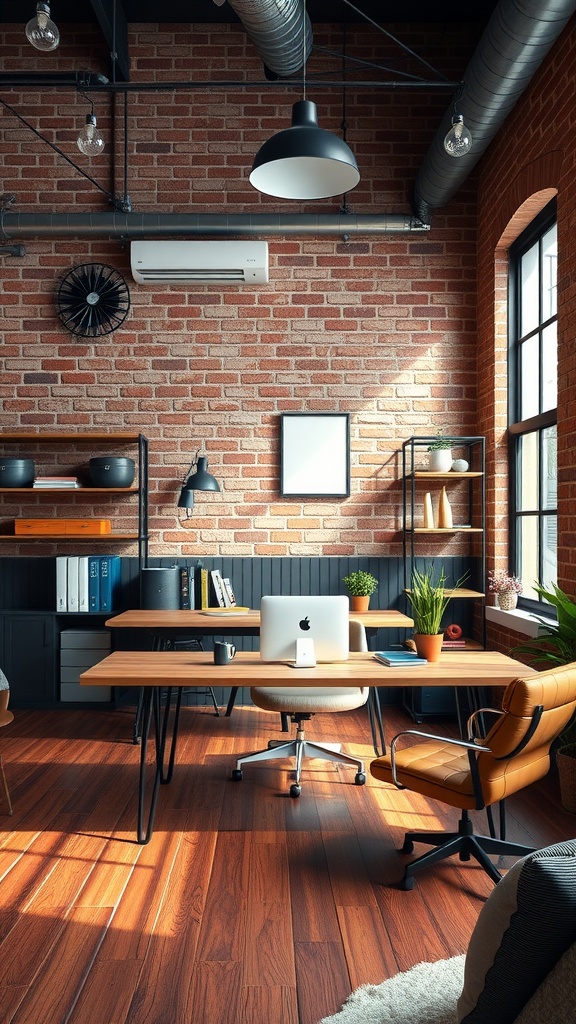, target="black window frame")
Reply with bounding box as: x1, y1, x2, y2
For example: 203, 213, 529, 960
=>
508, 198, 557, 616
